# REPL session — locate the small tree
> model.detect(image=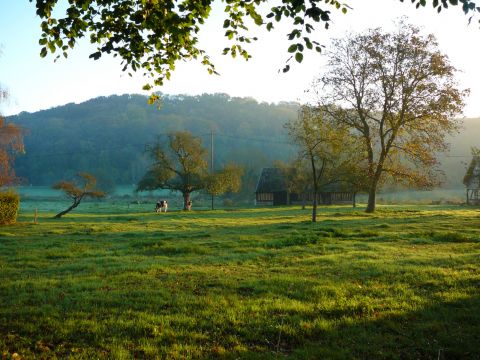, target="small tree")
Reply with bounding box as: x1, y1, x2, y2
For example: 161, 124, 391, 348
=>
275, 159, 311, 209
53, 173, 105, 218
205, 163, 244, 209
286, 105, 361, 222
